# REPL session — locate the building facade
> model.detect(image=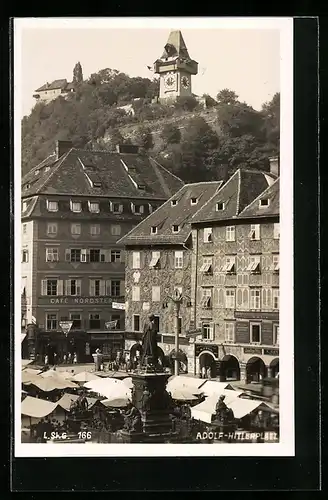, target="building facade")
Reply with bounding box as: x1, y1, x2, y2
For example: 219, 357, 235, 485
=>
153, 30, 198, 102
118, 181, 223, 373
21, 141, 183, 362
190, 167, 280, 382
33, 79, 75, 104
